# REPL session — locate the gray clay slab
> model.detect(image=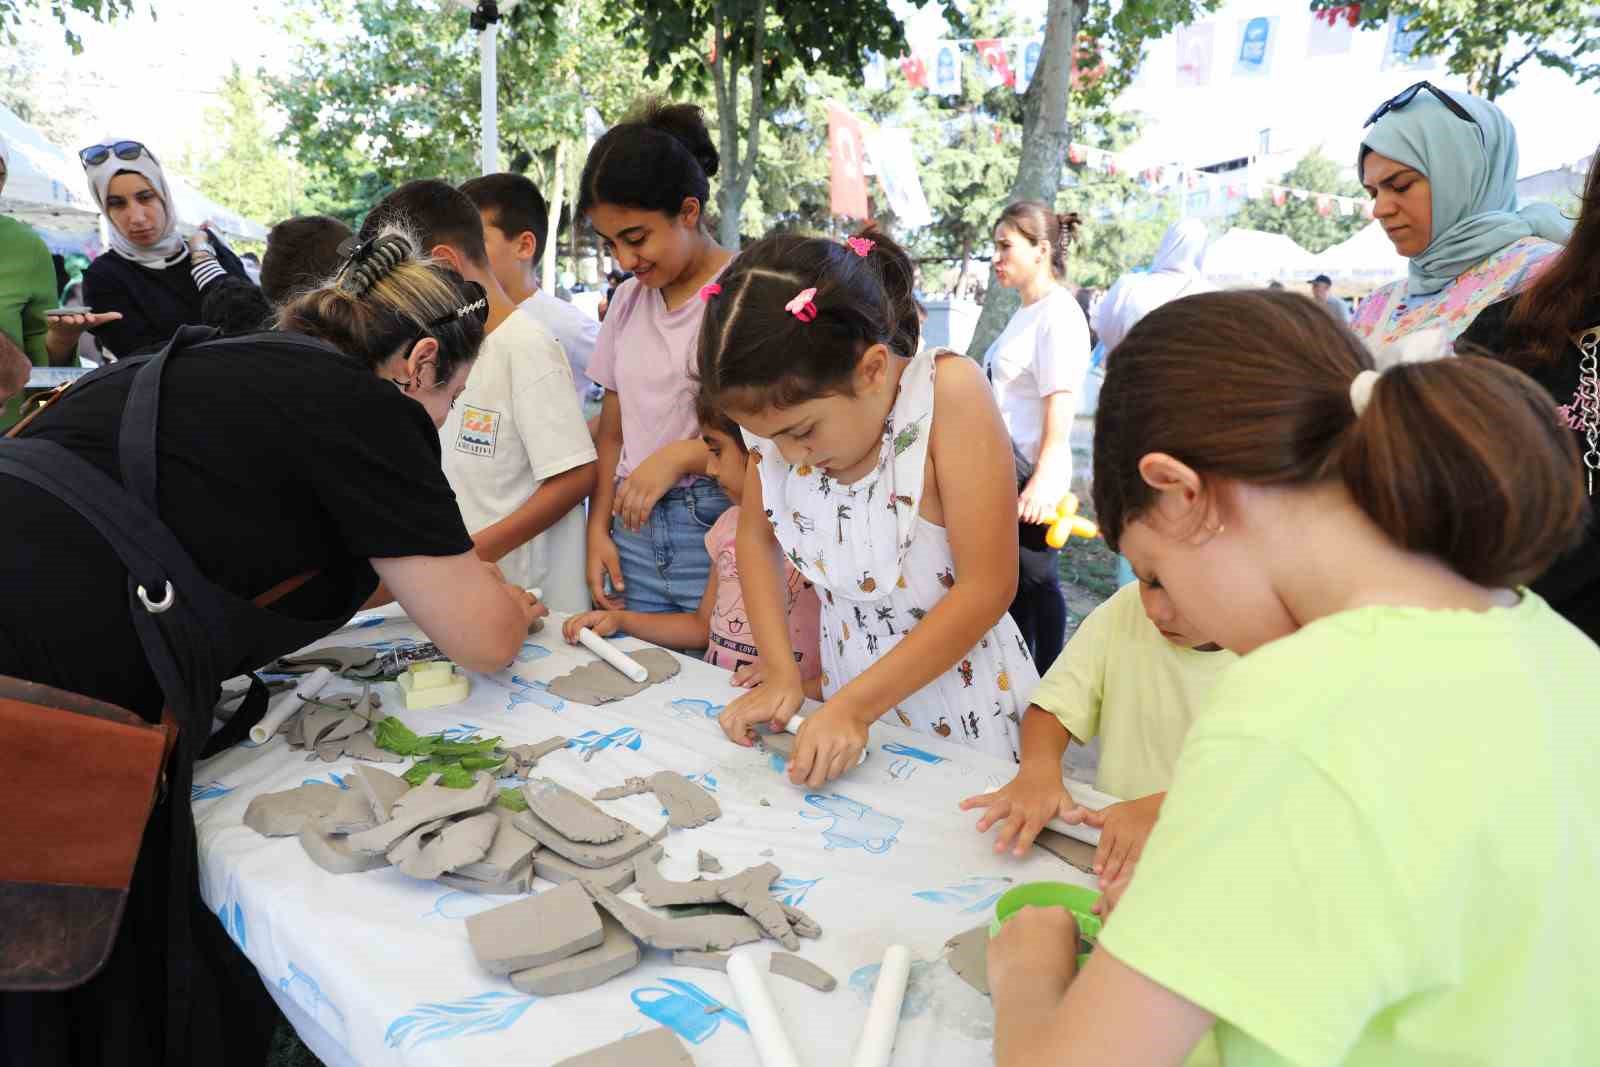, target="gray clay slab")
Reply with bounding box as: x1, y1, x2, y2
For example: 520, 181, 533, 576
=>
512, 807, 660, 869
769, 952, 838, 992
632, 855, 724, 906
453, 805, 539, 881
545, 648, 682, 706
586, 885, 764, 952
339, 729, 405, 765
394, 810, 499, 880
671, 950, 730, 972
1035, 827, 1097, 874
647, 771, 721, 828
522, 778, 627, 844
509, 909, 640, 995
243, 782, 344, 837
298, 825, 391, 875
534, 846, 660, 893
944, 924, 990, 996
321, 784, 383, 835
437, 866, 534, 896
718, 864, 797, 950
781, 903, 822, 939
352, 765, 412, 823
344, 772, 494, 854
468, 880, 604, 975
553, 1027, 693, 1067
